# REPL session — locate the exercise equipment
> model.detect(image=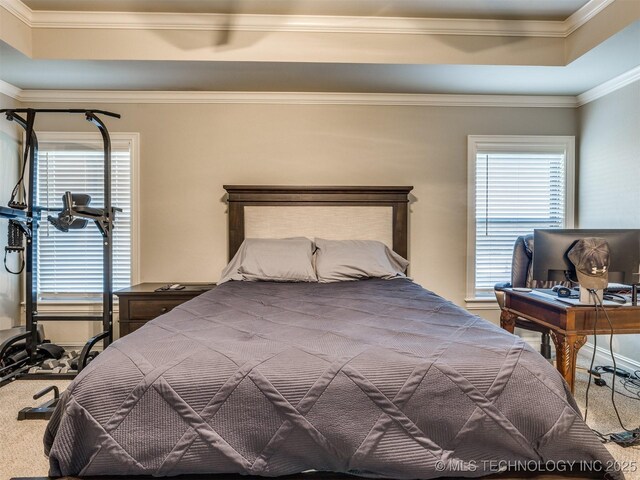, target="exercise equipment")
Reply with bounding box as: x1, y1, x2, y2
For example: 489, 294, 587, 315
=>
4, 219, 26, 273
0, 325, 45, 384
0, 108, 121, 393
17, 385, 60, 421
